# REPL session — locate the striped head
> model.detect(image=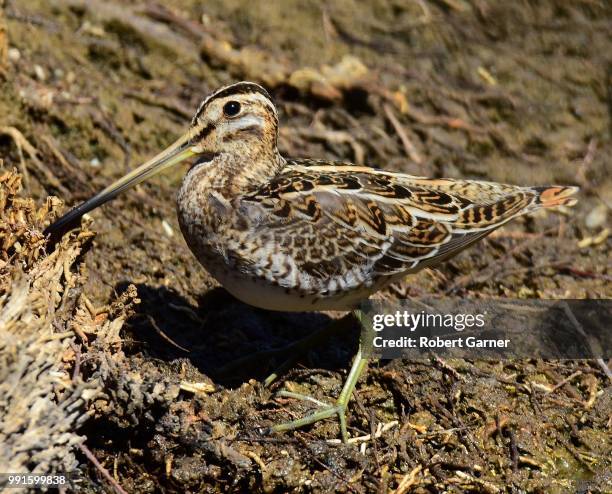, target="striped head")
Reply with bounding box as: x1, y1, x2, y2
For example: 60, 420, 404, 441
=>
189, 81, 279, 160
